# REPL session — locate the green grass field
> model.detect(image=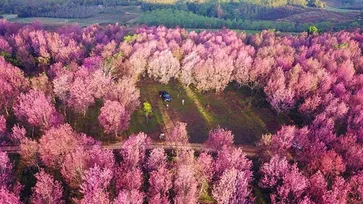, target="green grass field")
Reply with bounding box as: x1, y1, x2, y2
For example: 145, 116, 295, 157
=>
129, 78, 288, 145
5, 6, 142, 27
